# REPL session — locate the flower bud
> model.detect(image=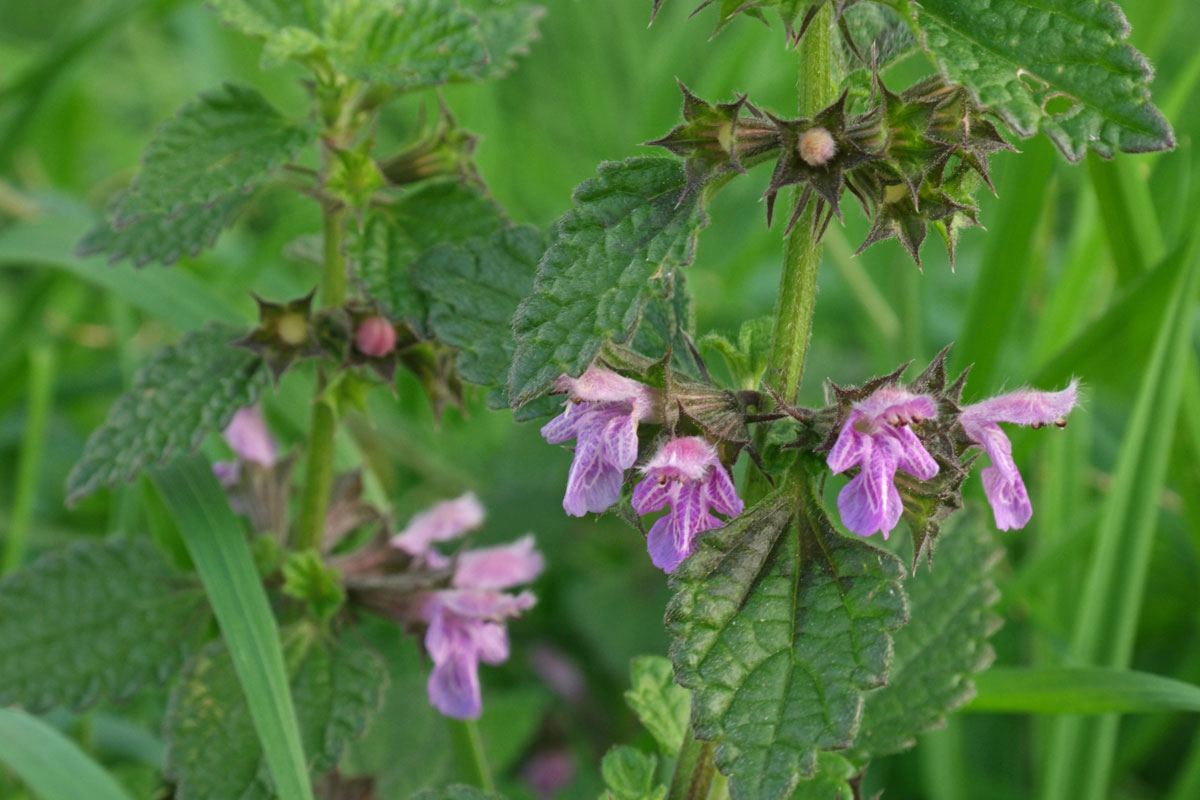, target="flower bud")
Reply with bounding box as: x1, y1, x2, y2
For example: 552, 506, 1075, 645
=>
355, 316, 397, 358
799, 126, 837, 166
276, 312, 310, 346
